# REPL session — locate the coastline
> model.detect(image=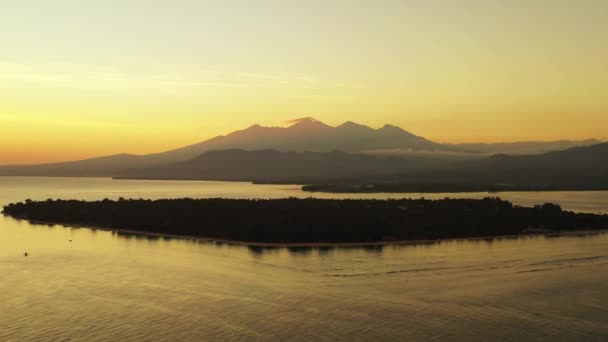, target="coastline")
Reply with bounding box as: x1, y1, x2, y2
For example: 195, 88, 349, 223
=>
2, 175, 608, 194
10, 216, 608, 248
301, 184, 608, 194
